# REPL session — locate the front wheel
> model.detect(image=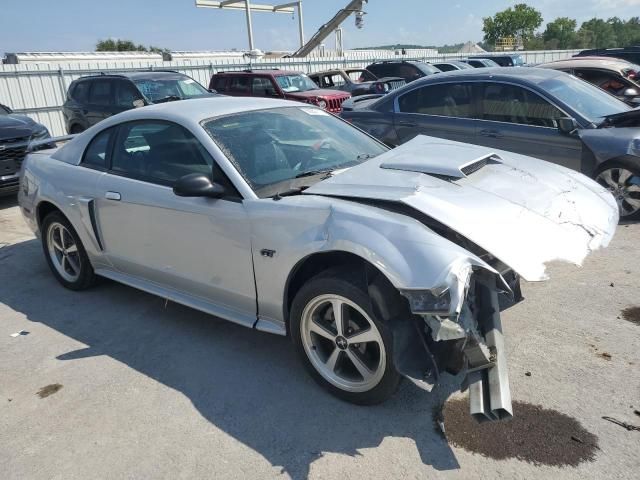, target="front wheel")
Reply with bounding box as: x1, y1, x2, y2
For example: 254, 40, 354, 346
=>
290, 269, 401, 405
595, 160, 640, 221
